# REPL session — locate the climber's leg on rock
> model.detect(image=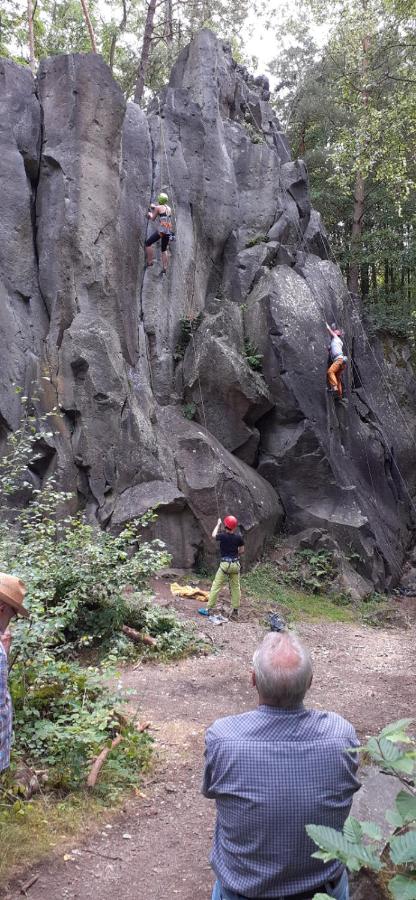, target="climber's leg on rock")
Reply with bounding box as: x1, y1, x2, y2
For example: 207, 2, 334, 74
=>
327, 358, 346, 398
145, 231, 160, 267
160, 234, 170, 273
